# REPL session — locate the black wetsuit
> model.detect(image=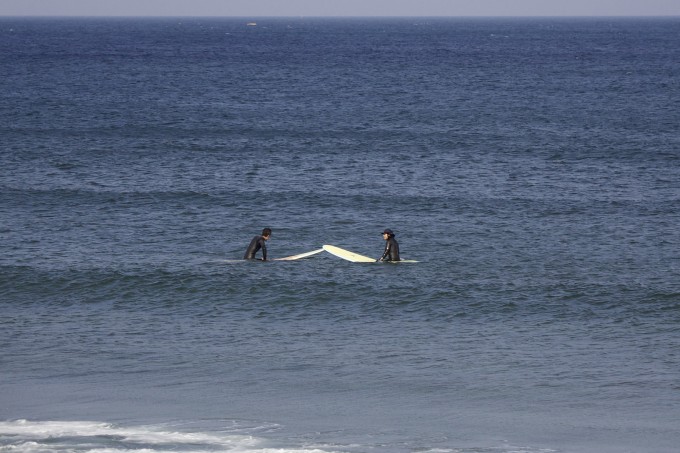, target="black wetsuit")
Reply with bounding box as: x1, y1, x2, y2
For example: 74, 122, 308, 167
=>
244, 235, 267, 260
380, 237, 400, 261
